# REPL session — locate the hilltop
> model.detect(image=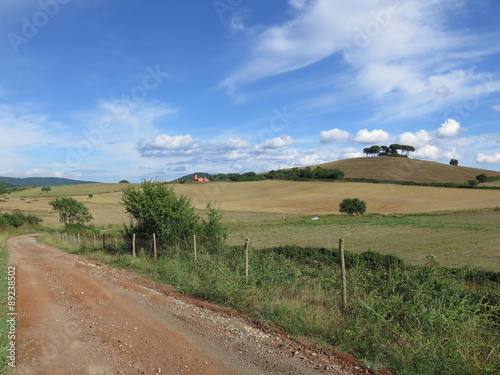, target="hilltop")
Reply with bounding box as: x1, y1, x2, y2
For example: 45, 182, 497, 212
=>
0, 176, 98, 188
314, 157, 500, 184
